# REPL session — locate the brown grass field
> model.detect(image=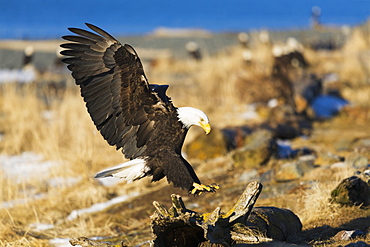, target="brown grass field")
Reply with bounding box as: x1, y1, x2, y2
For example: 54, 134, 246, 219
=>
0, 22, 370, 246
